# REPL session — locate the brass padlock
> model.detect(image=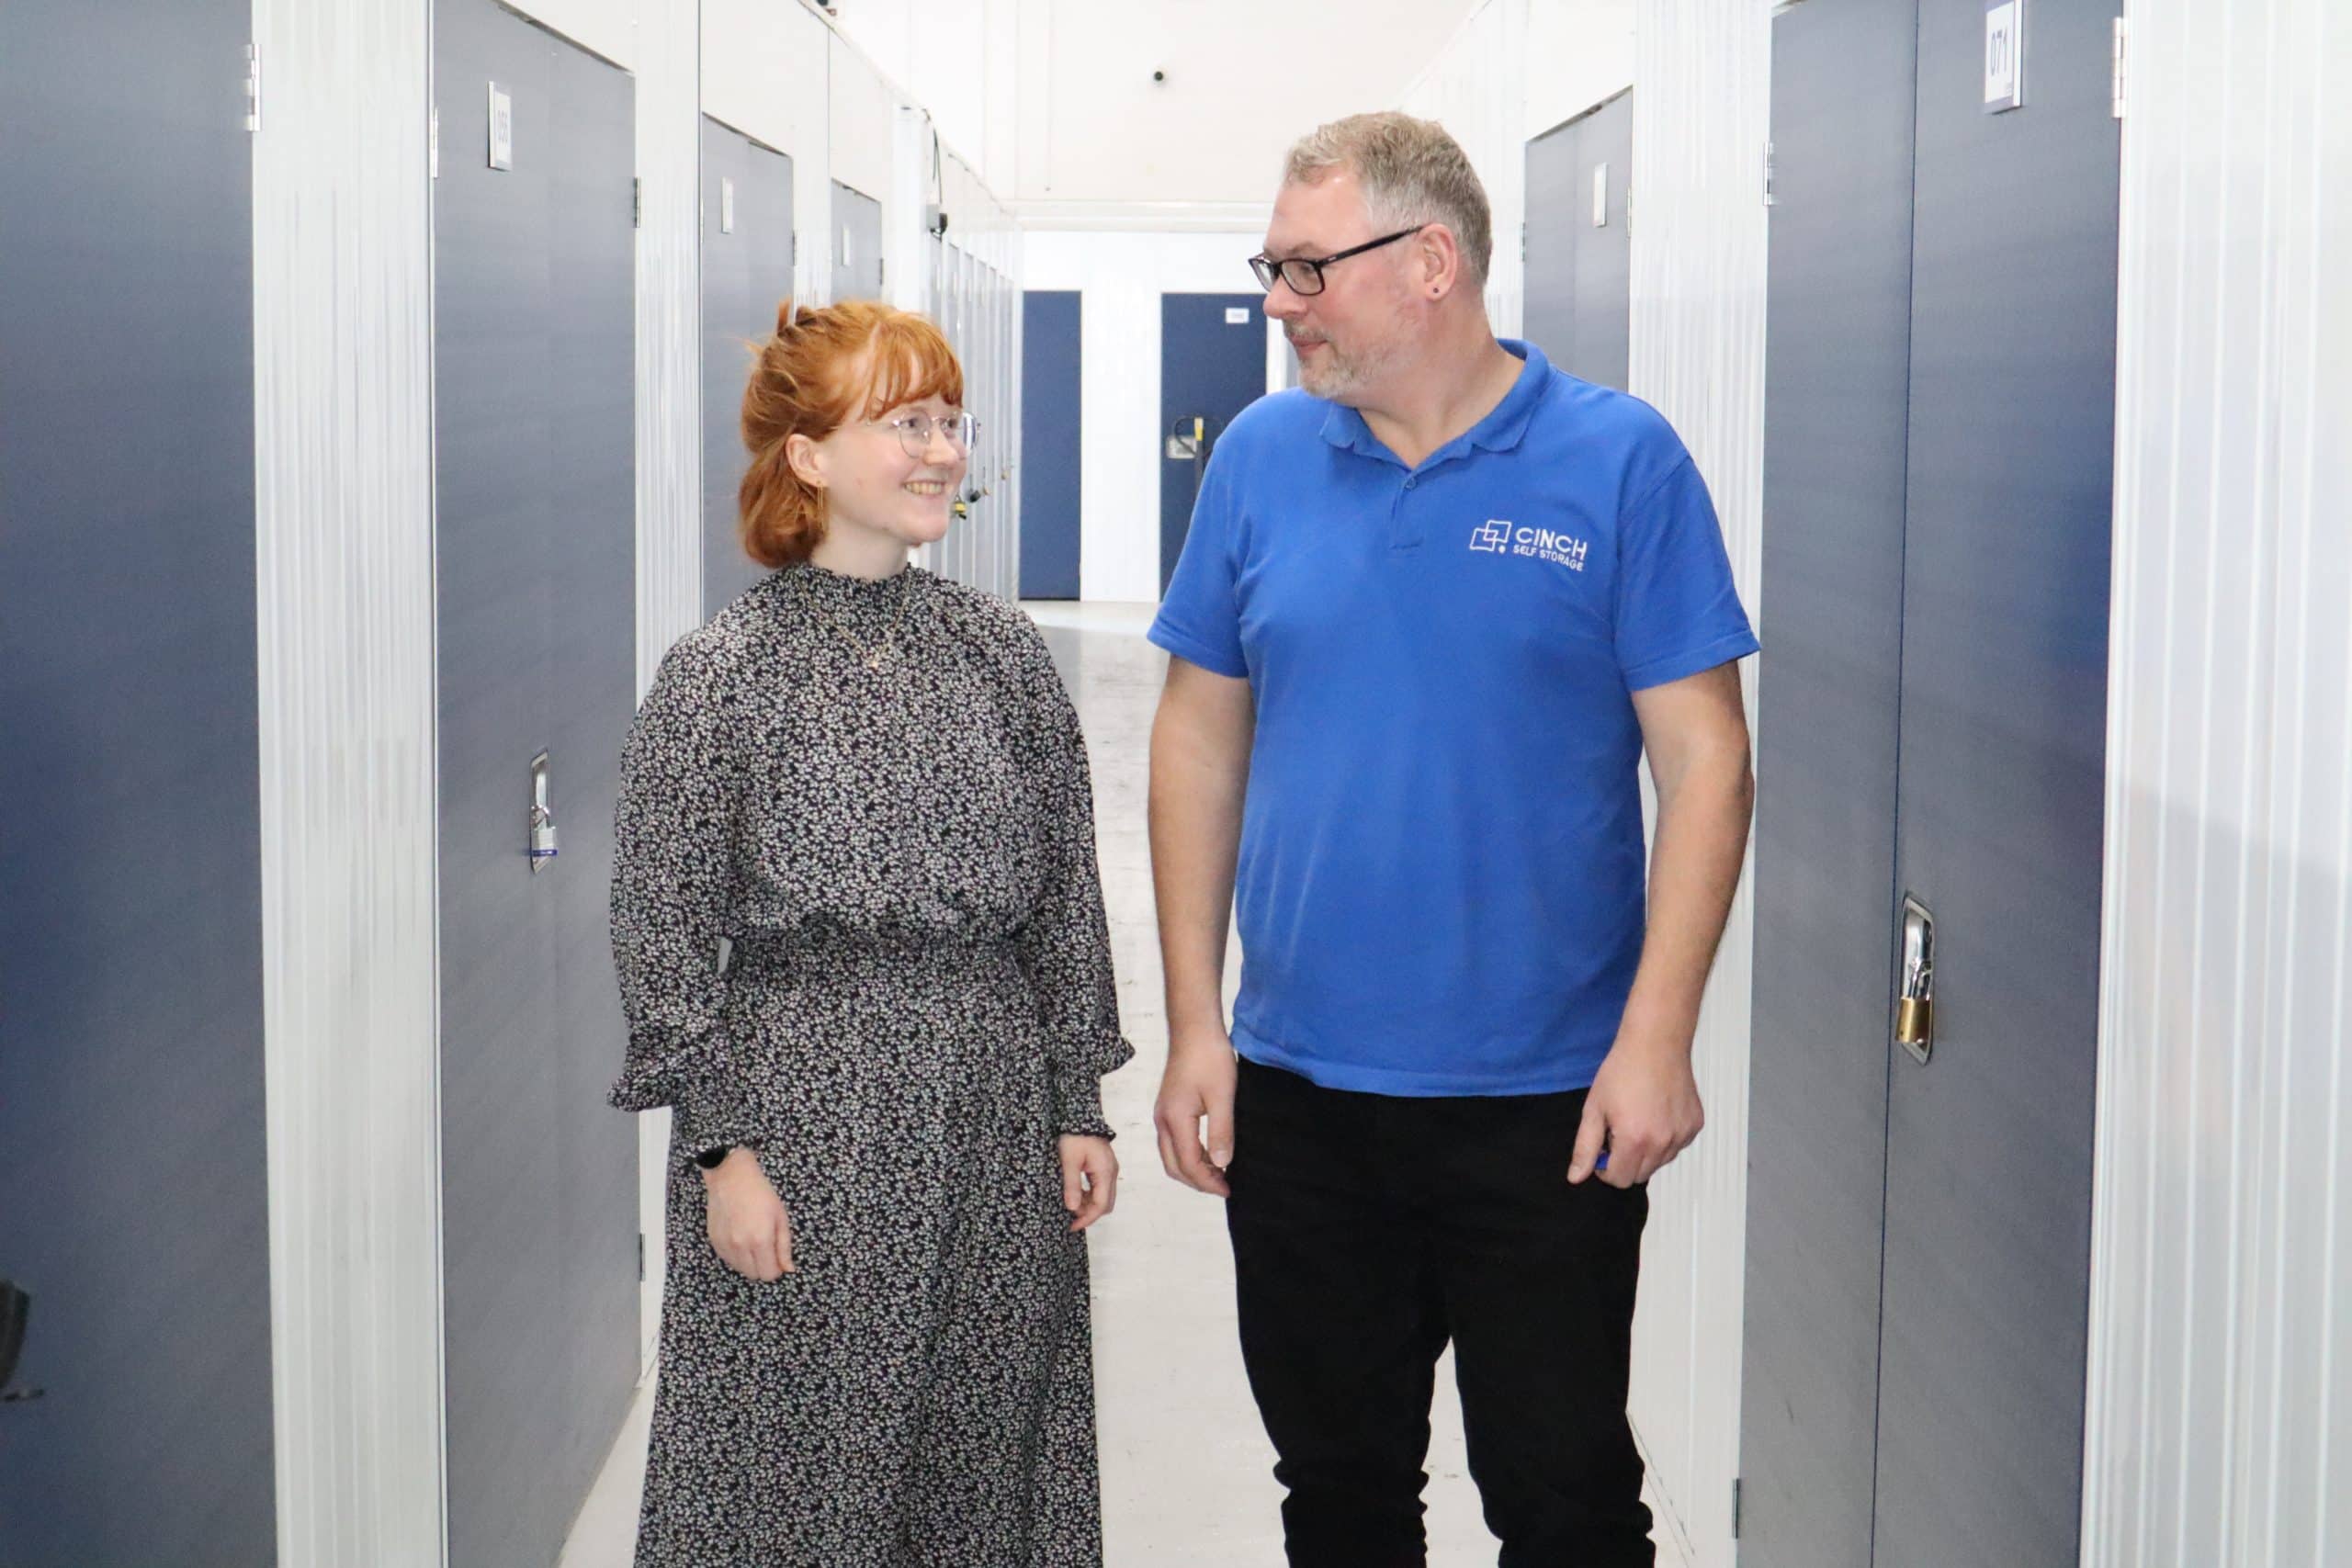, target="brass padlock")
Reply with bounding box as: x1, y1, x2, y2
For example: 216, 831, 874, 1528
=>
1895, 896, 1936, 1064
